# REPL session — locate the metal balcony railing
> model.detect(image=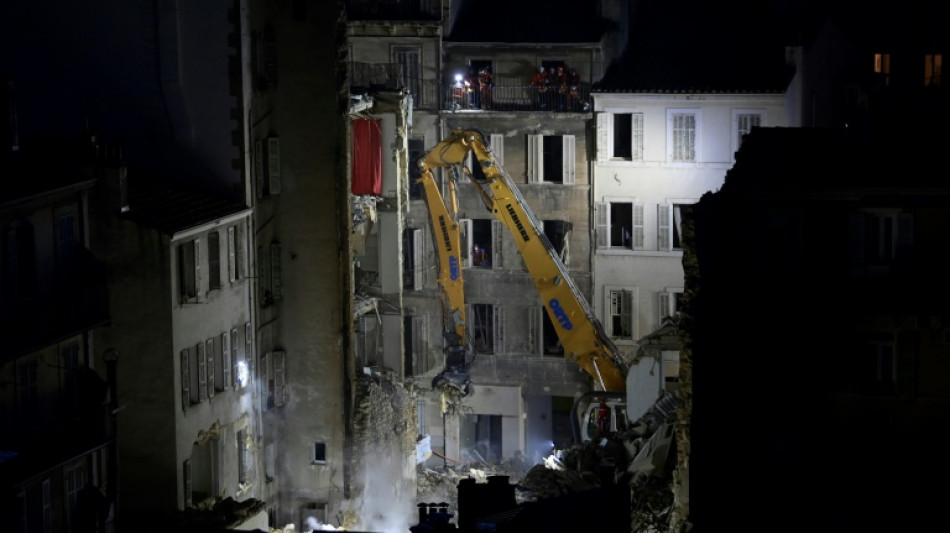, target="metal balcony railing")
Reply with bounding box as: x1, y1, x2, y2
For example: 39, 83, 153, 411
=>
350, 62, 405, 93
442, 81, 592, 113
